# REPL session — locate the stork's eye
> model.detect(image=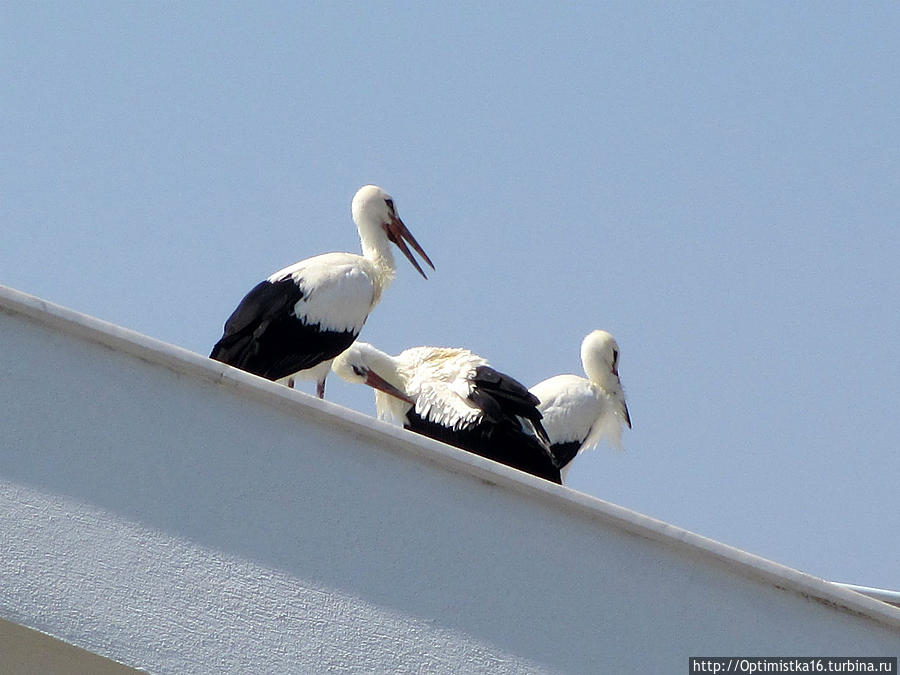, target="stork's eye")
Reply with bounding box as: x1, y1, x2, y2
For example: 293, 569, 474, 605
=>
612, 349, 619, 368
352, 365, 364, 376
385, 198, 395, 212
